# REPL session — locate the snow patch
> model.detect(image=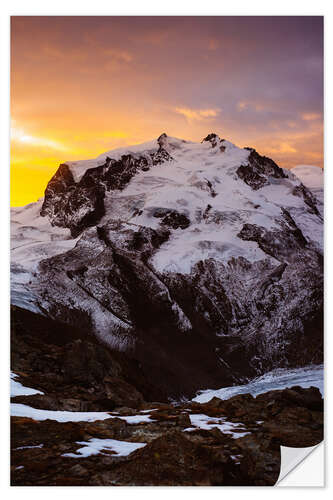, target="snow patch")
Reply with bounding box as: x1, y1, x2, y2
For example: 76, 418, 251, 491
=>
15, 444, 44, 450
62, 438, 147, 458
11, 403, 155, 424
193, 364, 324, 403
11, 372, 44, 397
184, 413, 251, 438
